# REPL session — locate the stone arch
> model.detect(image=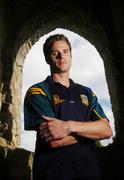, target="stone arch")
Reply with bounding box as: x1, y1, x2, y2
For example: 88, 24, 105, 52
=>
1, 3, 117, 147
